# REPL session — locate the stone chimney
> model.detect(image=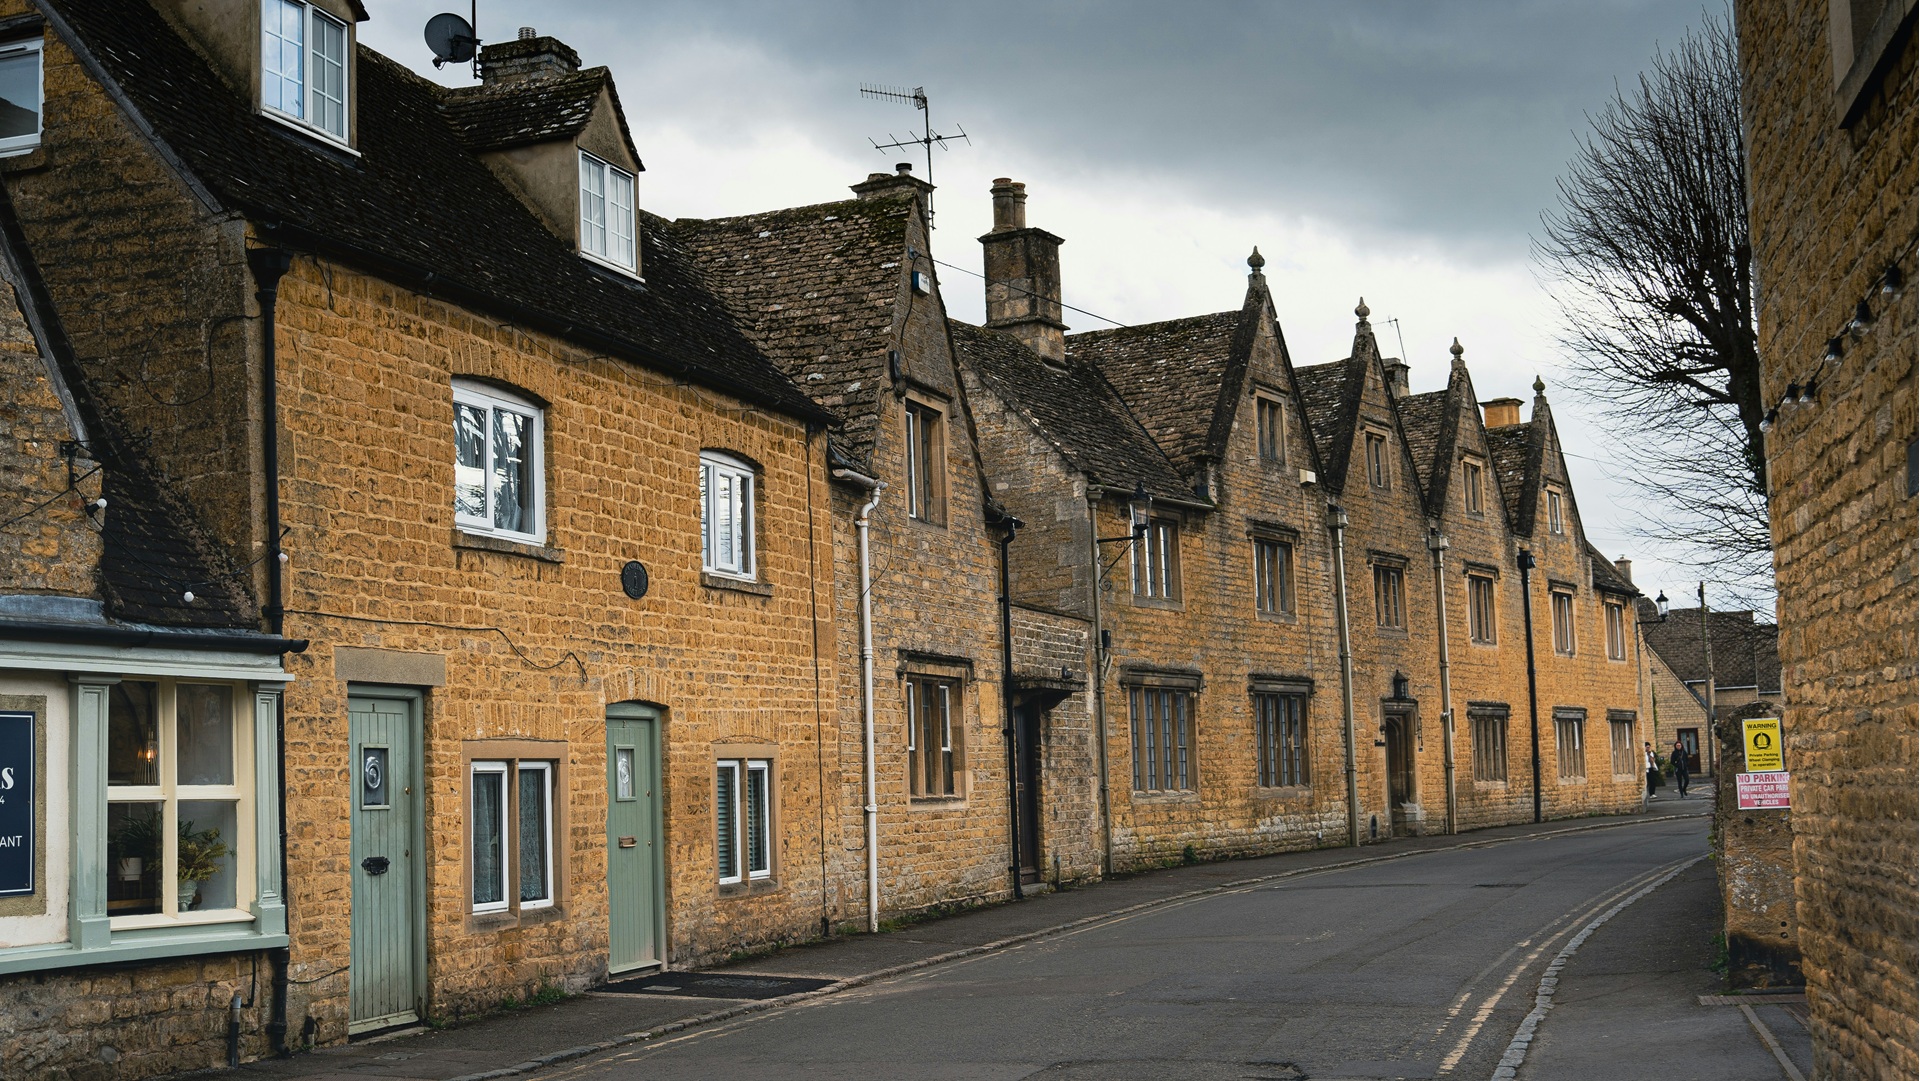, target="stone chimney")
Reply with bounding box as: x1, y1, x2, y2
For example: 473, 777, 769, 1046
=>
1613, 557, 1634, 585
1383, 358, 1411, 398
979, 179, 1067, 363
480, 29, 581, 85
1482, 397, 1523, 427
850, 161, 934, 203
